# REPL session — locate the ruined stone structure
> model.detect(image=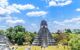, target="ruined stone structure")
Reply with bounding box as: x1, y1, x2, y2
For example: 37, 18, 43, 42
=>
32, 20, 56, 47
